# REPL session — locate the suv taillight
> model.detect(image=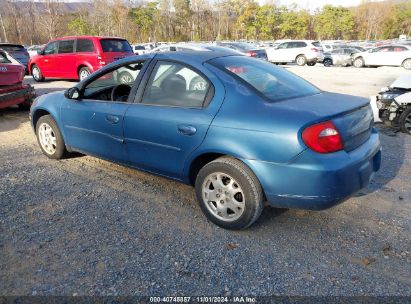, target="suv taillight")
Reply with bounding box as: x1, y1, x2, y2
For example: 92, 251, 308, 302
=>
246, 51, 257, 57
302, 121, 343, 153
311, 48, 319, 52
